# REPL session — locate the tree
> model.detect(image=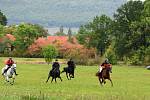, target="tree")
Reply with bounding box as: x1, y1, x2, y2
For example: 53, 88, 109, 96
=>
113, 0, 144, 59
0, 25, 5, 53
55, 26, 66, 36
42, 45, 58, 65
77, 15, 113, 56
0, 24, 4, 37
33, 24, 48, 37
0, 10, 7, 26
12, 23, 45, 56
68, 27, 72, 42
143, 0, 150, 22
